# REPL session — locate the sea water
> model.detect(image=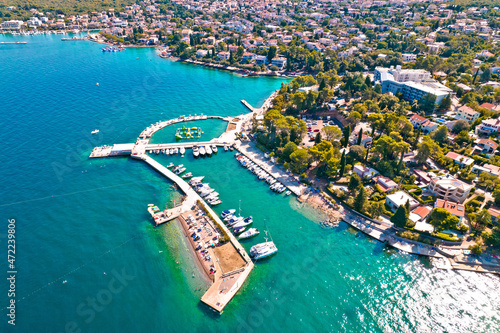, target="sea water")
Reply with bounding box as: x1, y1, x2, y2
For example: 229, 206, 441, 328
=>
0, 34, 499, 333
